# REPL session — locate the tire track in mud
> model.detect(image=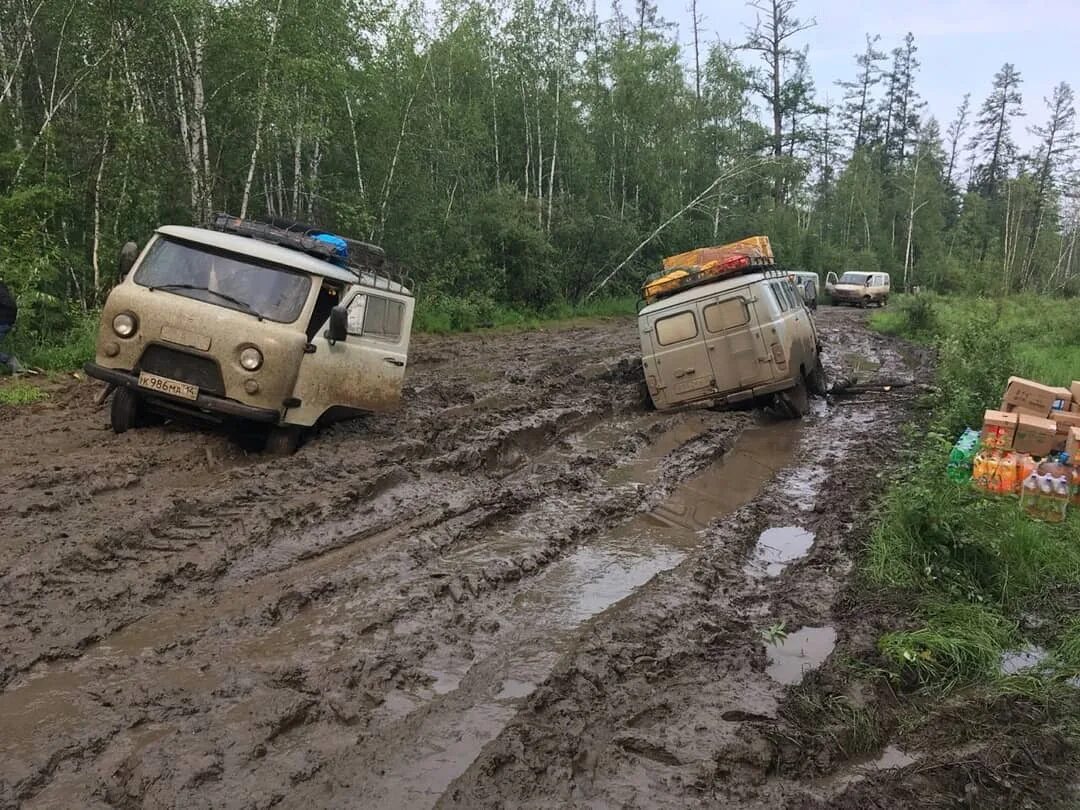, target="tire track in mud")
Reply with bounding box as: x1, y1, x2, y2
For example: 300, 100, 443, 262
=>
438, 311, 930, 810
0, 311, 928, 809
1, 325, 648, 806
